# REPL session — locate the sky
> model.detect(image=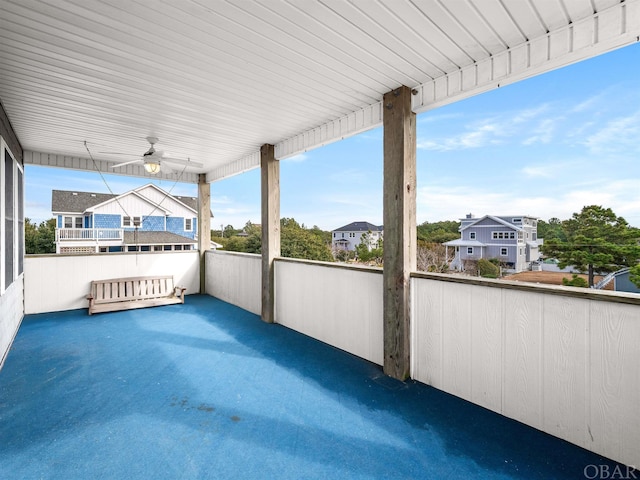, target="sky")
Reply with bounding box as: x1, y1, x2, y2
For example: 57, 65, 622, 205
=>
25, 42, 640, 231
